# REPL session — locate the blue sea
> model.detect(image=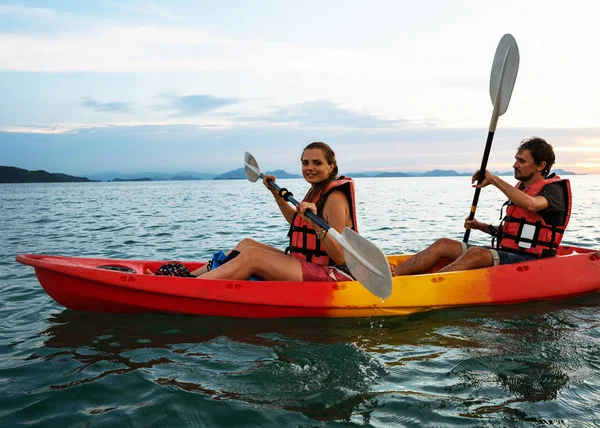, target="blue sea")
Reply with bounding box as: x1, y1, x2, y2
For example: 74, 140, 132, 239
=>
1, 176, 600, 427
